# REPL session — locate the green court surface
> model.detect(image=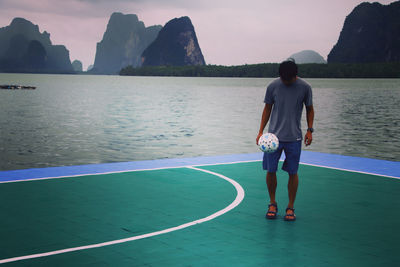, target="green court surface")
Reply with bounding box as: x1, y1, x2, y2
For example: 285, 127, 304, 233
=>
0, 161, 399, 266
